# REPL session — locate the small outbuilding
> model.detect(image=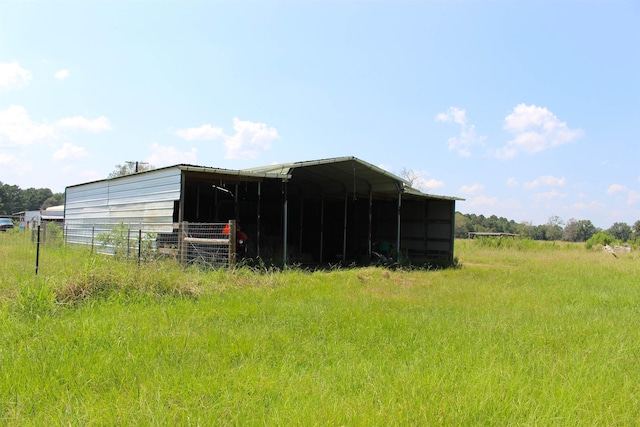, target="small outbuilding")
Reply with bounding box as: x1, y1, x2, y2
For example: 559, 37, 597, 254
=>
64, 156, 462, 267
